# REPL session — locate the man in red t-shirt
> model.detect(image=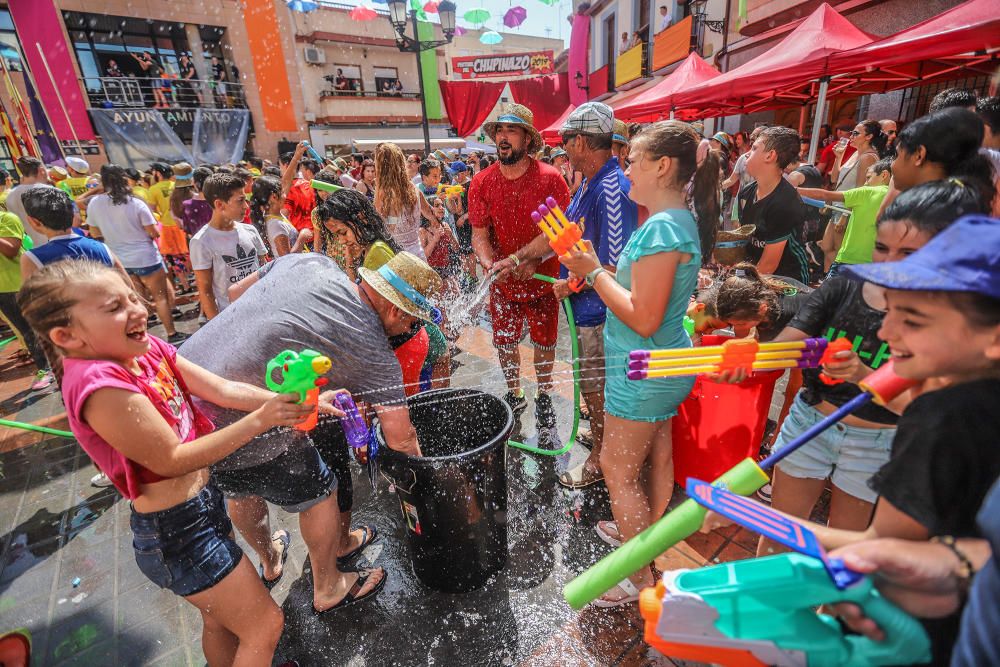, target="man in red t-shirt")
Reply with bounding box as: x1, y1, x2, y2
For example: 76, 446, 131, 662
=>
280, 141, 322, 232
469, 104, 570, 430
817, 123, 855, 182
